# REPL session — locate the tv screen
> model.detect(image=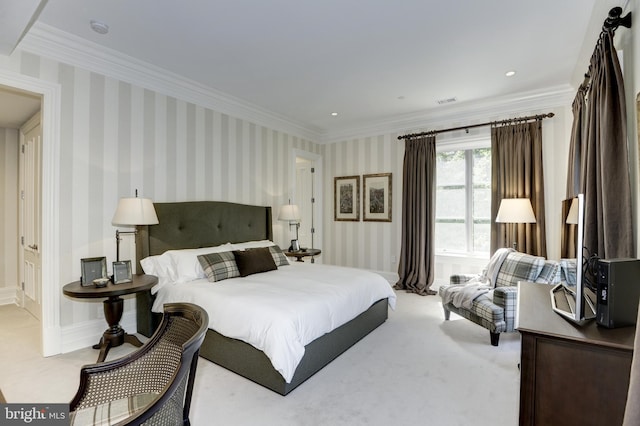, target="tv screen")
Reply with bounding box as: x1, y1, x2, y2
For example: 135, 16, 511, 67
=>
551, 194, 596, 324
